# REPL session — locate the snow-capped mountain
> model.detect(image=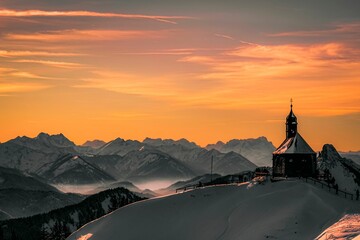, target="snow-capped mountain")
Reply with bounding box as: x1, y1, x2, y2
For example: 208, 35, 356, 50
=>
143, 137, 199, 149
82, 140, 106, 149
189, 149, 257, 175
82, 155, 124, 179
36, 154, 115, 184
0, 140, 62, 173
118, 149, 196, 183
319, 144, 360, 193
0, 188, 144, 240
206, 137, 275, 166
66, 180, 360, 240
0, 133, 265, 187
141, 138, 257, 175
96, 138, 143, 156
10, 132, 77, 153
